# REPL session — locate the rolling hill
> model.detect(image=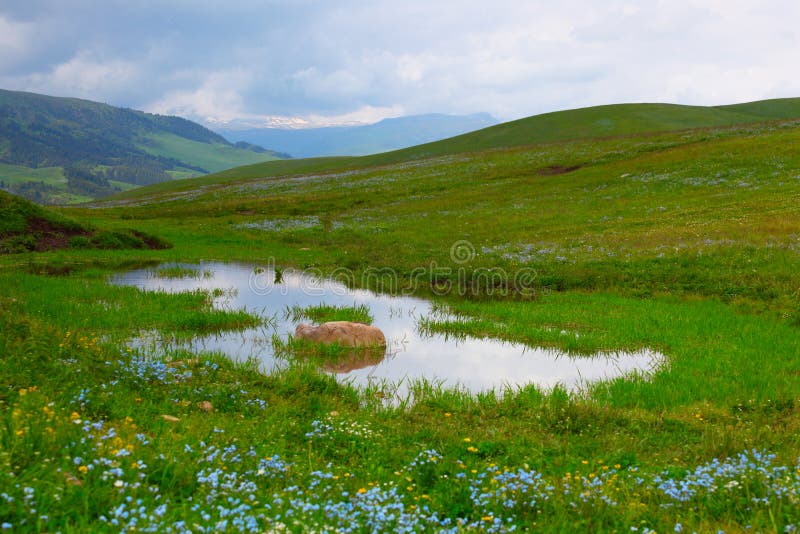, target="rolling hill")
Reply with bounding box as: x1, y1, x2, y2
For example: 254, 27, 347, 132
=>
0, 189, 169, 253
108, 97, 800, 200
218, 113, 498, 158
11, 96, 800, 532
0, 89, 289, 204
